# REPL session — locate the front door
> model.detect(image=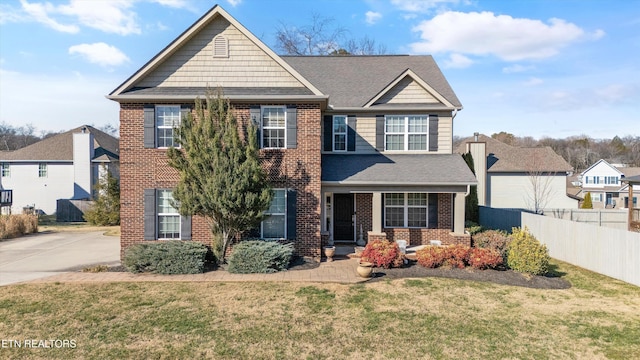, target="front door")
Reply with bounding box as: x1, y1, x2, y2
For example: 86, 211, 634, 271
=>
333, 193, 354, 241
